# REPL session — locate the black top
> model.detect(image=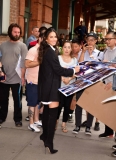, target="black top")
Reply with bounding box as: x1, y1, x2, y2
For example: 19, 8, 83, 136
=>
38, 46, 74, 102
74, 25, 87, 38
